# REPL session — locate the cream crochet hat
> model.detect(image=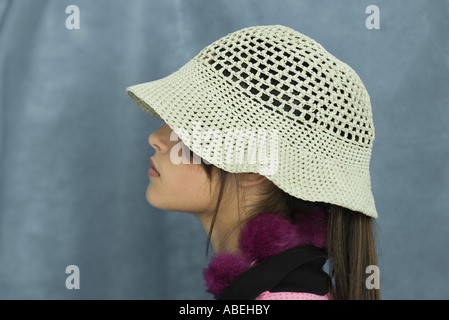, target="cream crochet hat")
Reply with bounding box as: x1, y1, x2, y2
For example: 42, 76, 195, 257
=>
127, 25, 377, 218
